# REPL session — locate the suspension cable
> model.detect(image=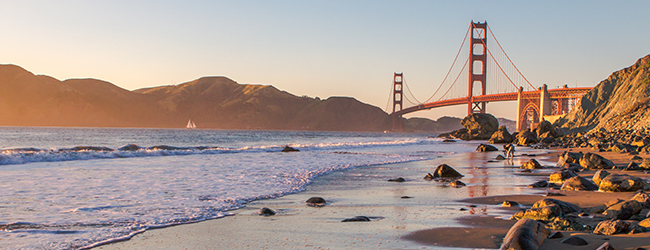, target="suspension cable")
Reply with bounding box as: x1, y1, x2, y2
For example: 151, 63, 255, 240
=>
487, 25, 535, 90
438, 57, 470, 101
385, 78, 394, 113
423, 25, 472, 103
401, 76, 422, 104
